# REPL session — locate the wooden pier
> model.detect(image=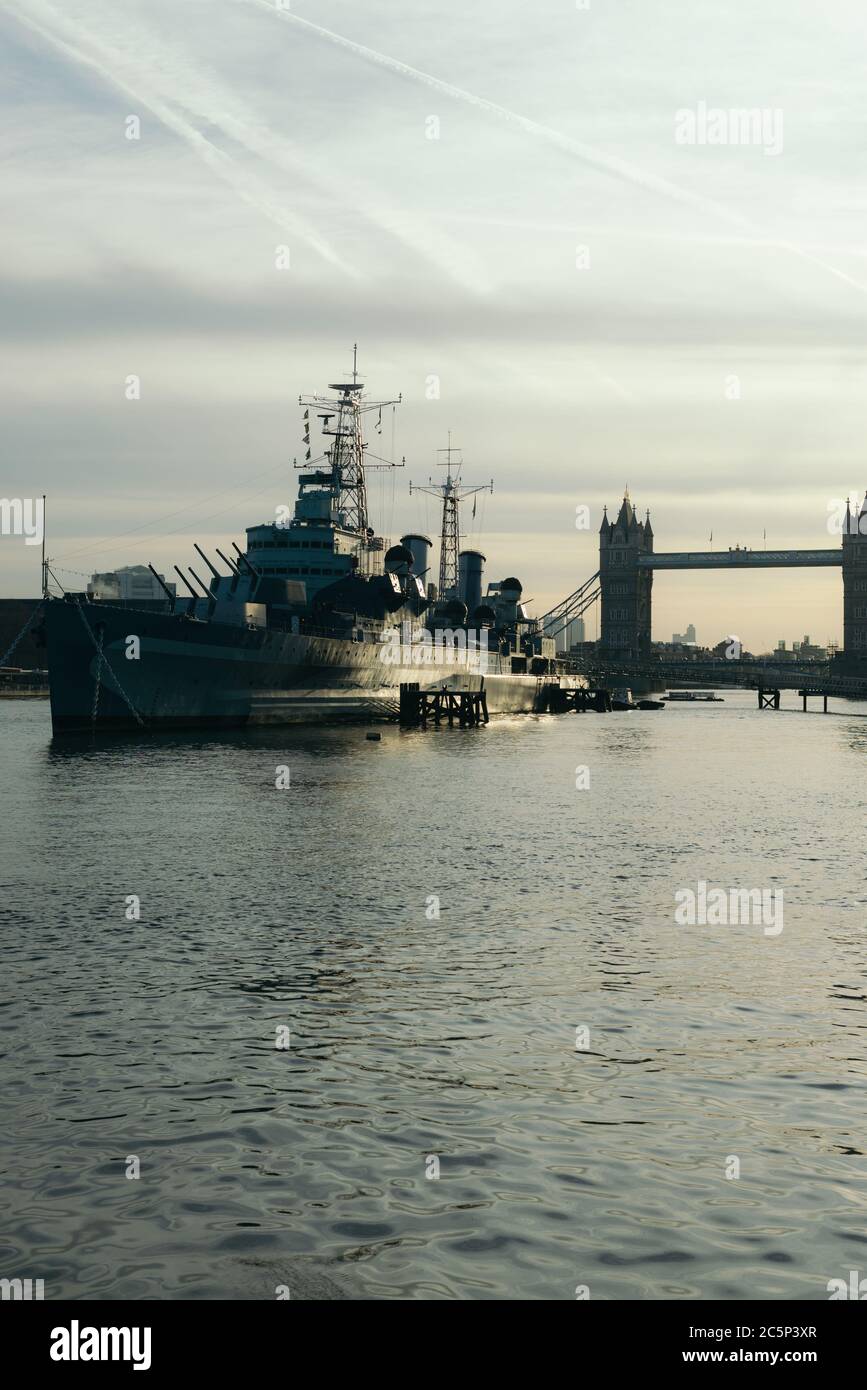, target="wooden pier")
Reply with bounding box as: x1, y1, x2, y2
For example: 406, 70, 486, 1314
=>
399, 682, 489, 728
798, 687, 829, 713
756, 687, 781, 710
539, 684, 612, 713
